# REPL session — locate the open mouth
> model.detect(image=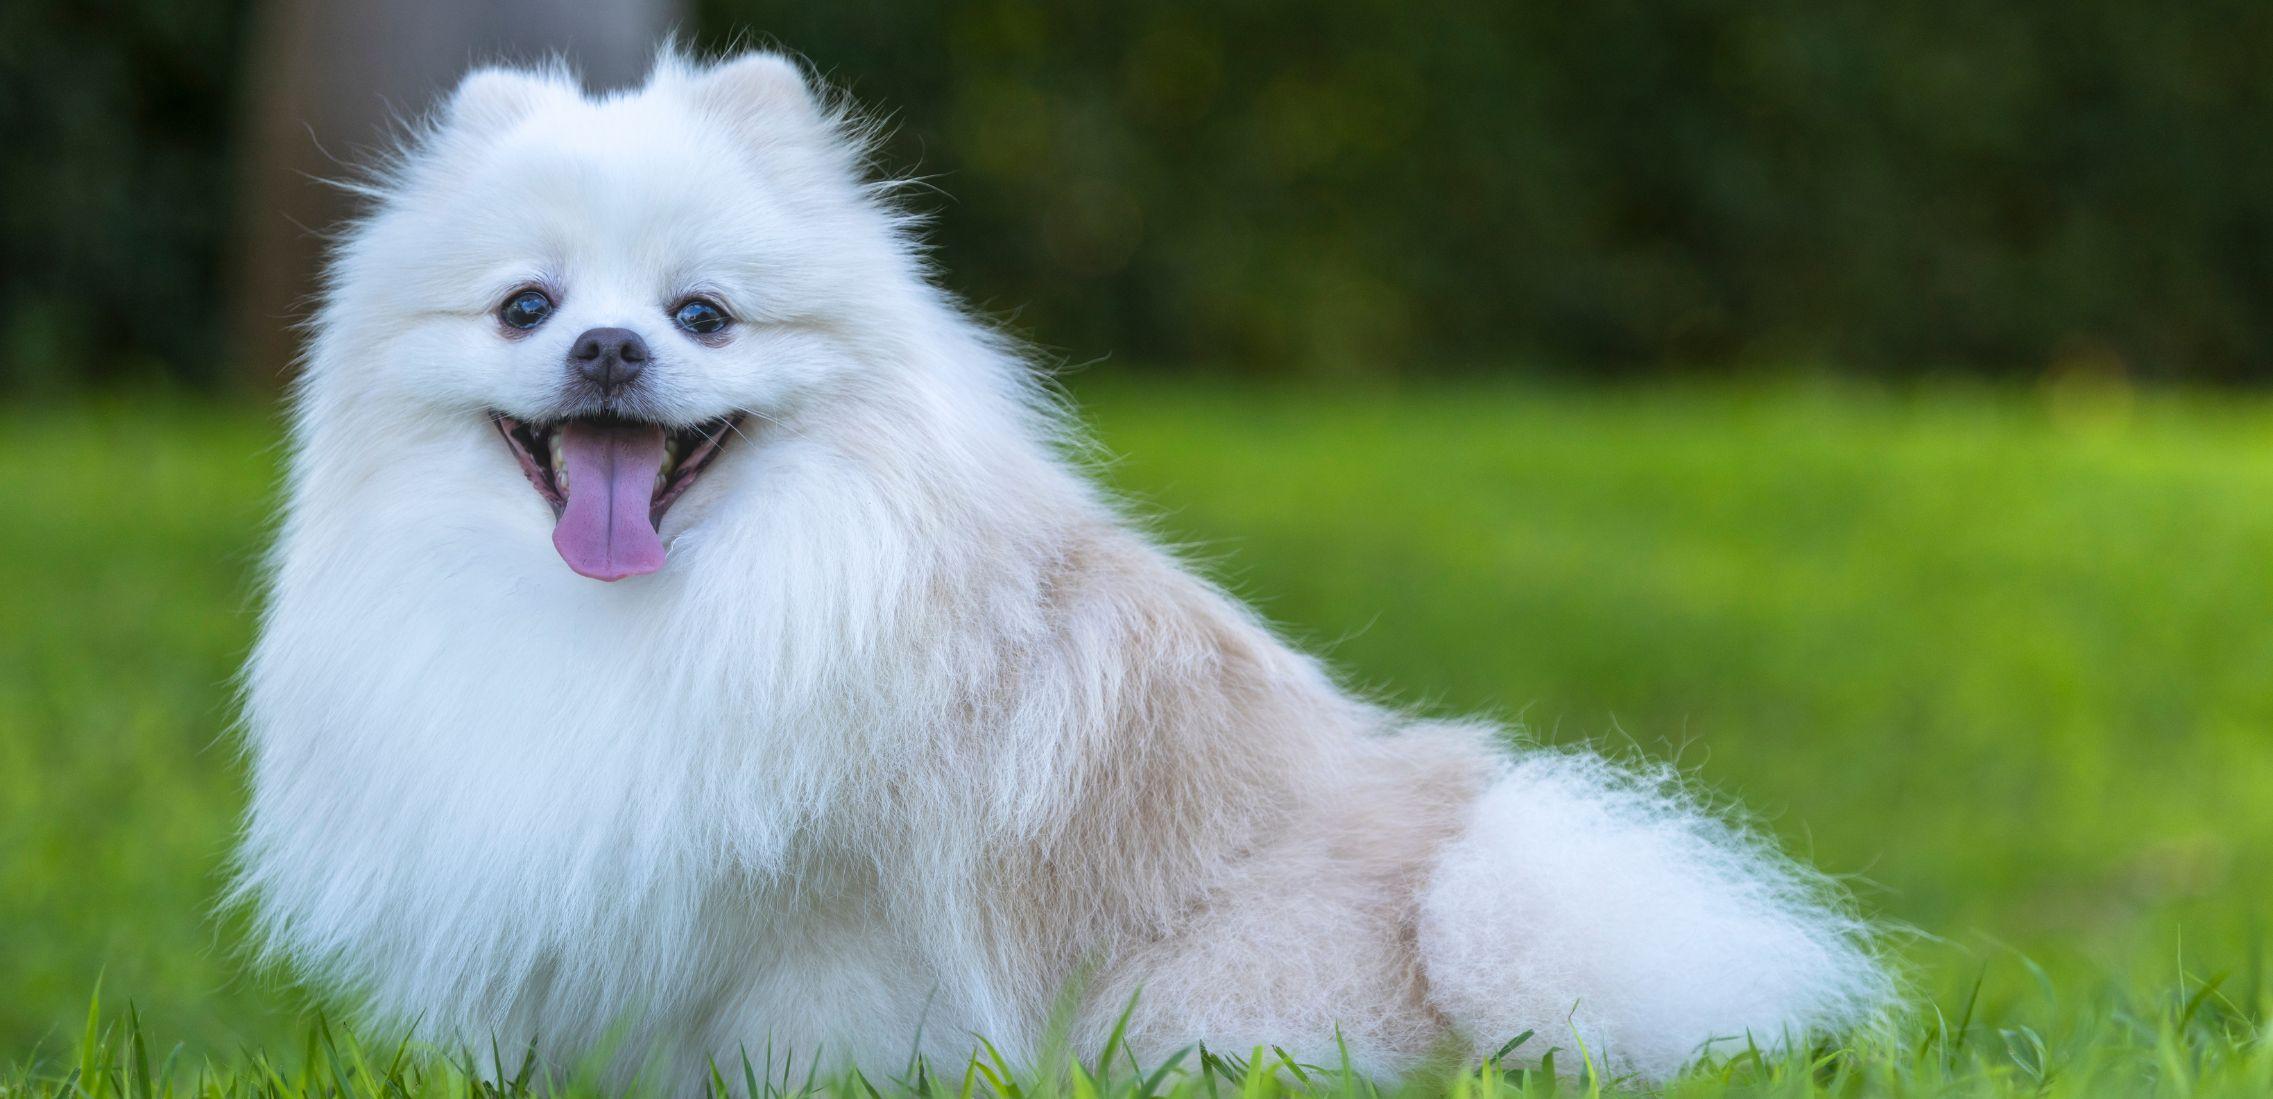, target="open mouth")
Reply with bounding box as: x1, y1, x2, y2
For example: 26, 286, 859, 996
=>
489, 412, 741, 581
